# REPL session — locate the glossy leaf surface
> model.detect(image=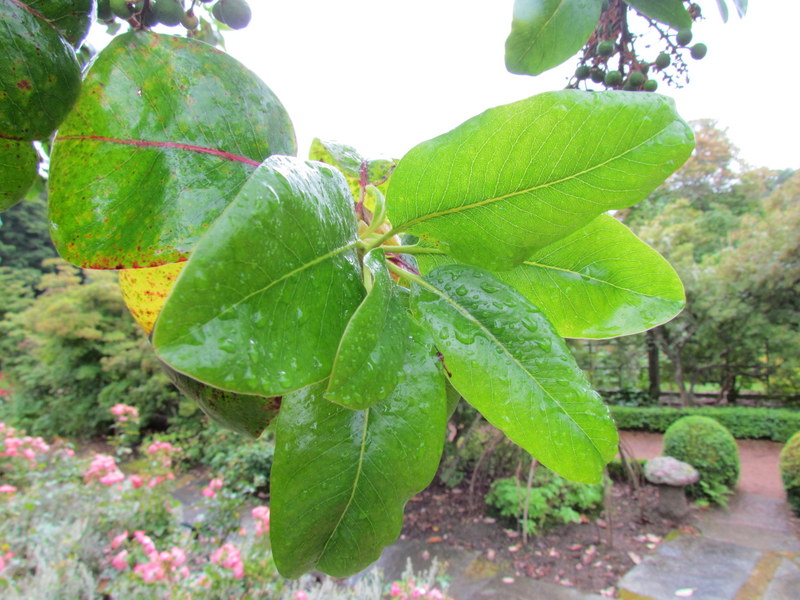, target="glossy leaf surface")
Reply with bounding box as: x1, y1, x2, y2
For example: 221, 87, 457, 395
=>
387, 91, 694, 271
49, 31, 296, 269
0, 1, 81, 140
162, 364, 279, 439
326, 251, 409, 409
309, 138, 395, 203
0, 139, 39, 211
271, 326, 446, 578
153, 156, 364, 397
412, 265, 618, 483
505, 0, 603, 76
118, 262, 185, 334
26, 0, 94, 47
624, 0, 692, 30
417, 215, 685, 339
